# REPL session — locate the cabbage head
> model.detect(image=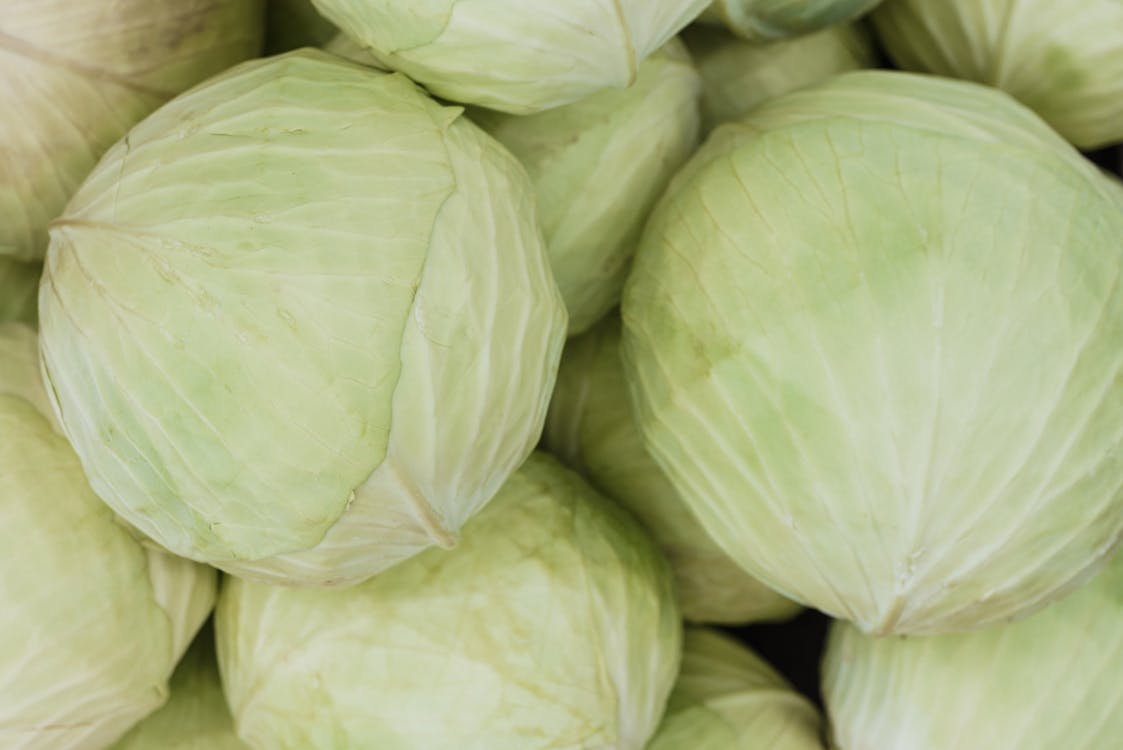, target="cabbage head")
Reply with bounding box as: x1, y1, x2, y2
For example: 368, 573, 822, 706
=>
649, 629, 823, 750
39, 50, 567, 587
0, 323, 216, 749
683, 23, 874, 133
545, 315, 799, 624
215, 453, 680, 750
472, 41, 702, 335
0, 0, 264, 263
0, 259, 39, 325
873, 0, 1123, 149
308, 0, 710, 113
112, 628, 248, 750
824, 550, 1123, 749
622, 70, 1123, 635
700, 0, 883, 40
